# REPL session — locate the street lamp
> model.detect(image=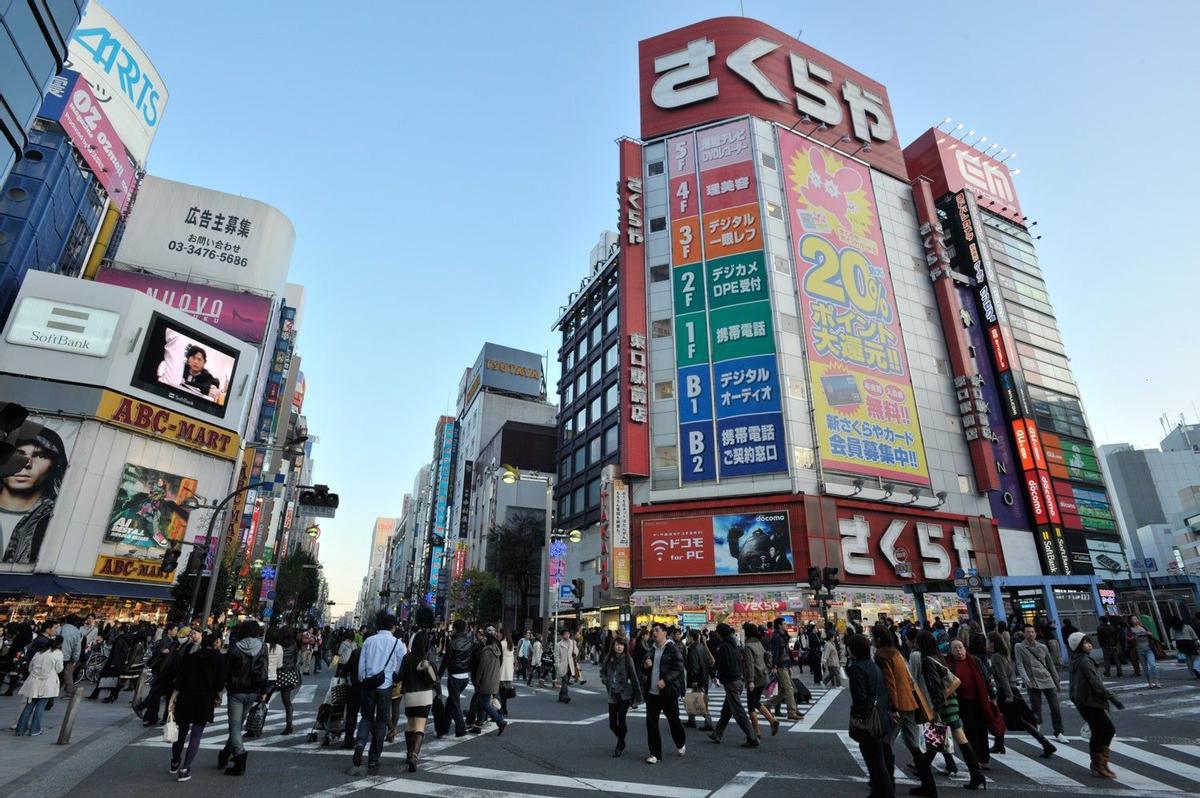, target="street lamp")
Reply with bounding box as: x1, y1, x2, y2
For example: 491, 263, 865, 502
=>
307, 524, 321, 539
